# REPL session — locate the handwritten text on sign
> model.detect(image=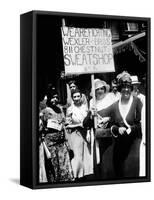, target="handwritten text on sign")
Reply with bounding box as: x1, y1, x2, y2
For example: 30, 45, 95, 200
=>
61, 27, 115, 75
